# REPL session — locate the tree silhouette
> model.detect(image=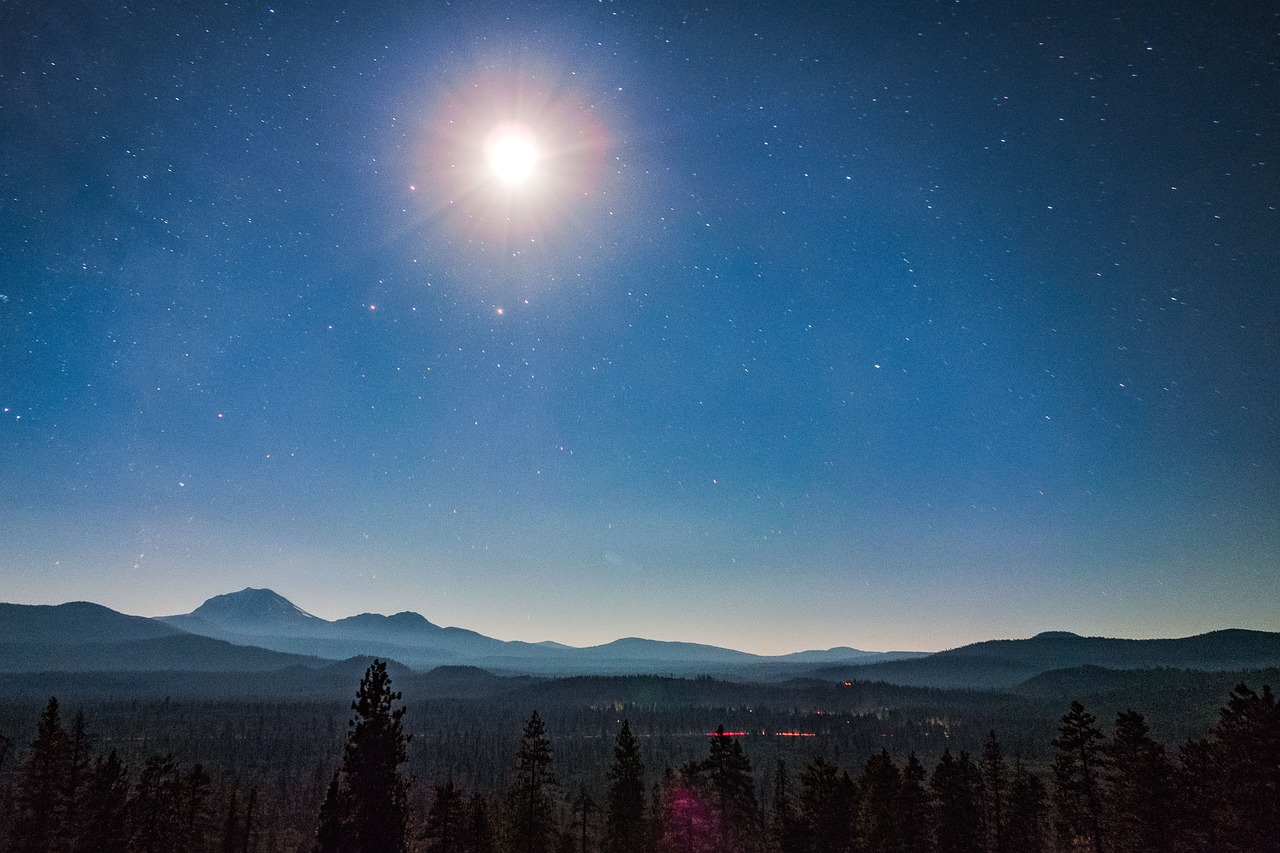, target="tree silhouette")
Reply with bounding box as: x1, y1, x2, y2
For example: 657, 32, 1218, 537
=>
603, 720, 646, 853
313, 659, 411, 853
1172, 739, 1217, 853
73, 750, 130, 853
425, 780, 466, 853
12, 697, 72, 853
1104, 710, 1174, 853
1006, 758, 1047, 853
859, 749, 900, 853
1208, 683, 1279, 853
798, 756, 855, 853
504, 710, 558, 853
1051, 701, 1106, 853
898, 752, 933, 853
313, 774, 343, 853
130, 754, 183, 853
768, 761, 804, 853
465, 794, 498, 853
930, 749, 983, 853
981, 731, 1007, 853
701, 726, 759, 853
655, 763, 720, 853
